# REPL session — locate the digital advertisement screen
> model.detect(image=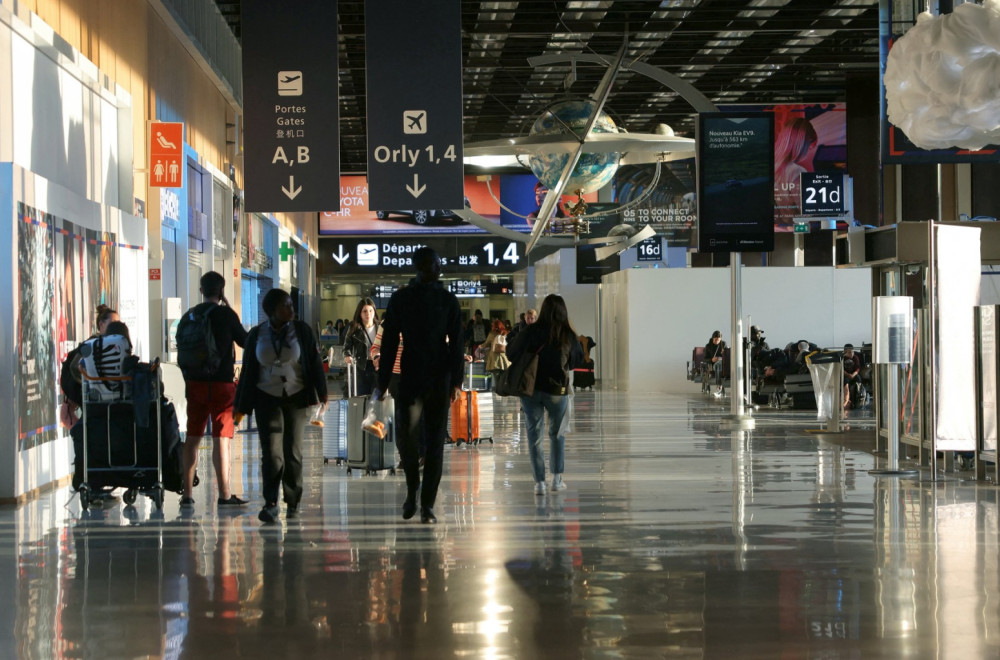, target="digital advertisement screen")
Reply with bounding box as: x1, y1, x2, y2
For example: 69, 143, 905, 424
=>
319, 174, 595, 236
697, 112, 775, 253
